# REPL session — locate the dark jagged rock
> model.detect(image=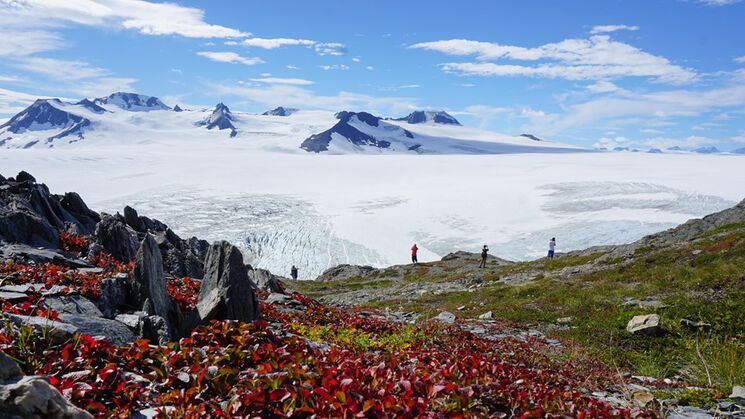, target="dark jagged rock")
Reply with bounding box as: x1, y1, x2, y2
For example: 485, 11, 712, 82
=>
123, 205, 145, 231
0, 174, 99, 248
0, 351, 22, 382
173, 105, 183, 112
0, 244, 89, 267
95, 214, 139, 262
60, 192, 100, 233
98, 276, 128, 318
57, 313, 136, 345
131, 235, 179, 341
75, 98, 107, 114
197, 241, 259, 323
